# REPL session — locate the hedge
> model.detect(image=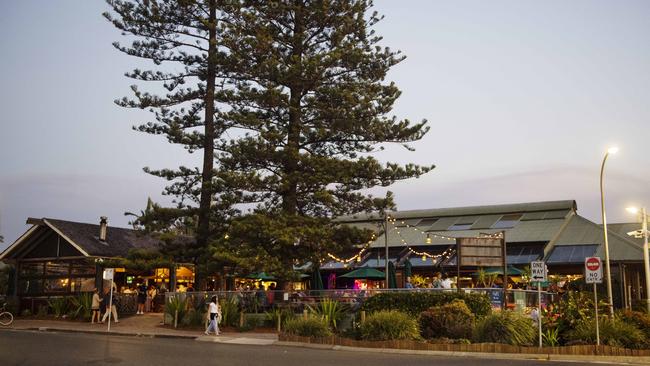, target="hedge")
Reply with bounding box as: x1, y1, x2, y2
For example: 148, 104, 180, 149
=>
361, 291, 491, 317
